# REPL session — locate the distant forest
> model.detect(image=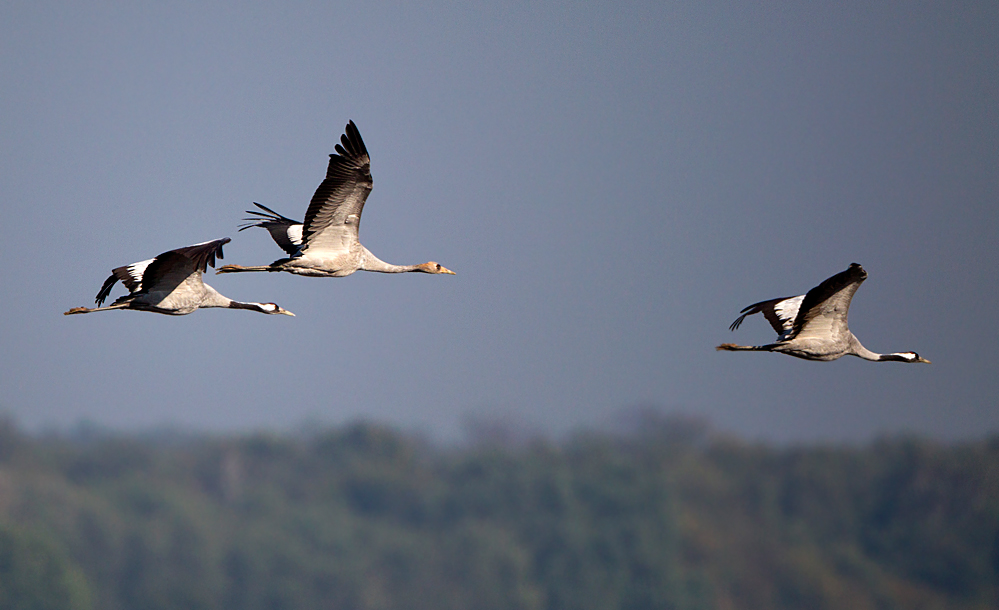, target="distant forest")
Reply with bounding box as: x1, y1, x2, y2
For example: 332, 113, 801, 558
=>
0, 413, 996, 610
